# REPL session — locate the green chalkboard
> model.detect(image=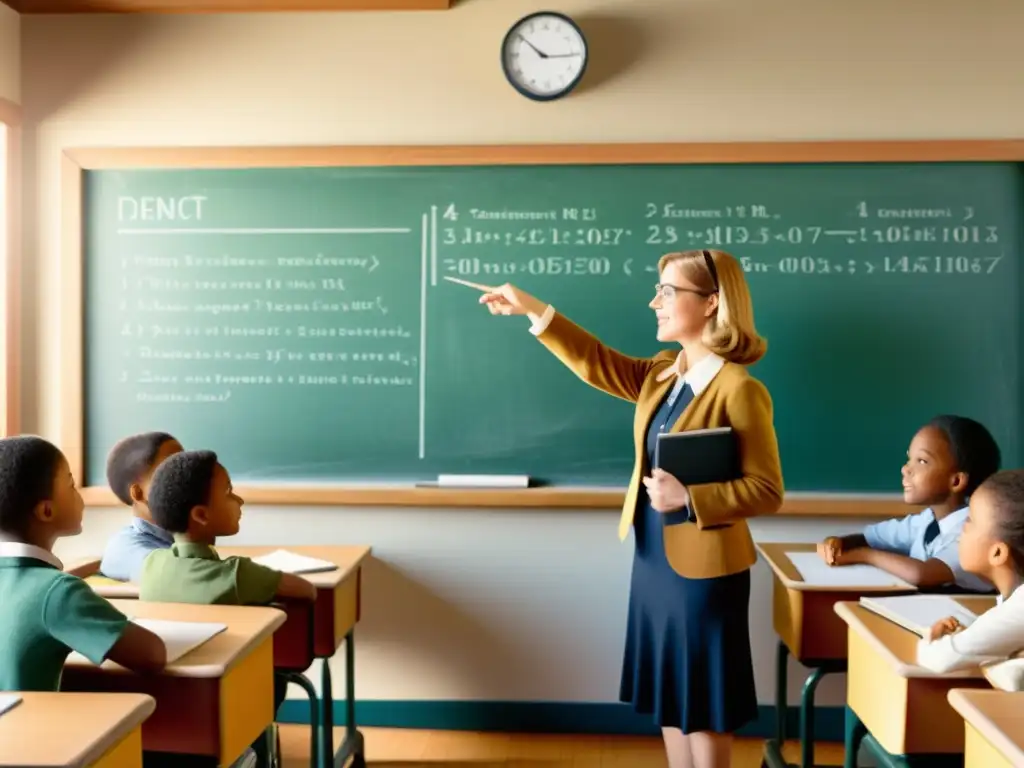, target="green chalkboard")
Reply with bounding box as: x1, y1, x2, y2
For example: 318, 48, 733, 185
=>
82, 160, 1023, 492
